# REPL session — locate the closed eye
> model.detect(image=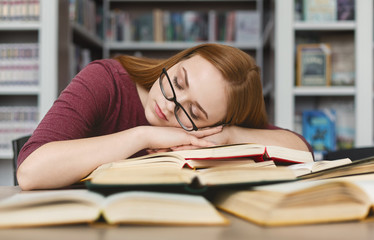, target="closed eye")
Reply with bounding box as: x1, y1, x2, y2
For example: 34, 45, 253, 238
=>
173, 76, 183, 90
